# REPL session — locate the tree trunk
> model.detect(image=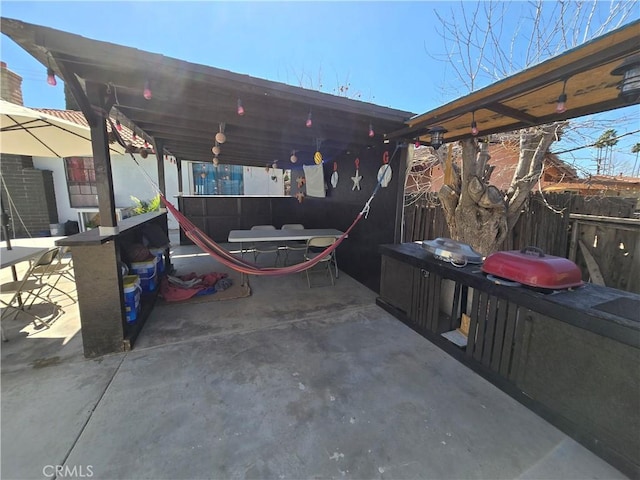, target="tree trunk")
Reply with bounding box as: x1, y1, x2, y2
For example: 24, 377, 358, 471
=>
437, 124, 562, 256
